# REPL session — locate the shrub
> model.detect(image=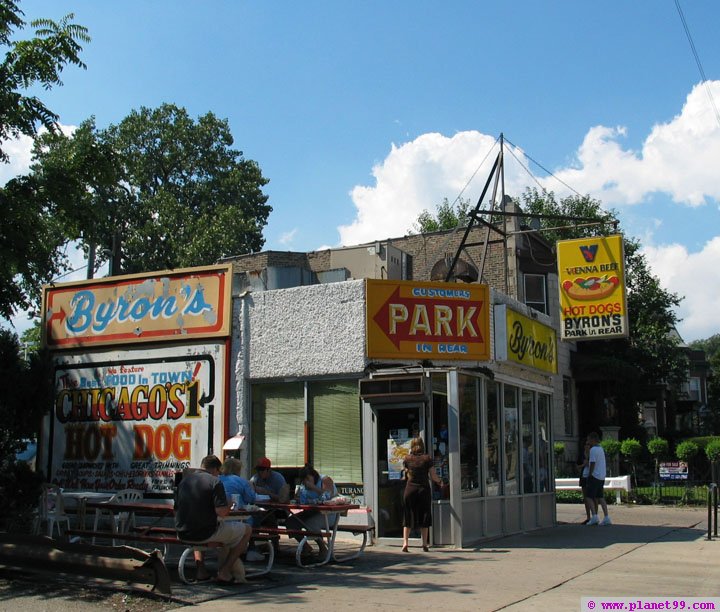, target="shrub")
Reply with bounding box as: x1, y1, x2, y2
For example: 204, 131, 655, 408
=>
0, 461, 44, 533
621, 438, 643, 461
676, 440, 700, 462
705, 440, 720, 463
553, 441, 565, 457
647, 437, 670, 460
600, 439, 621, 459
